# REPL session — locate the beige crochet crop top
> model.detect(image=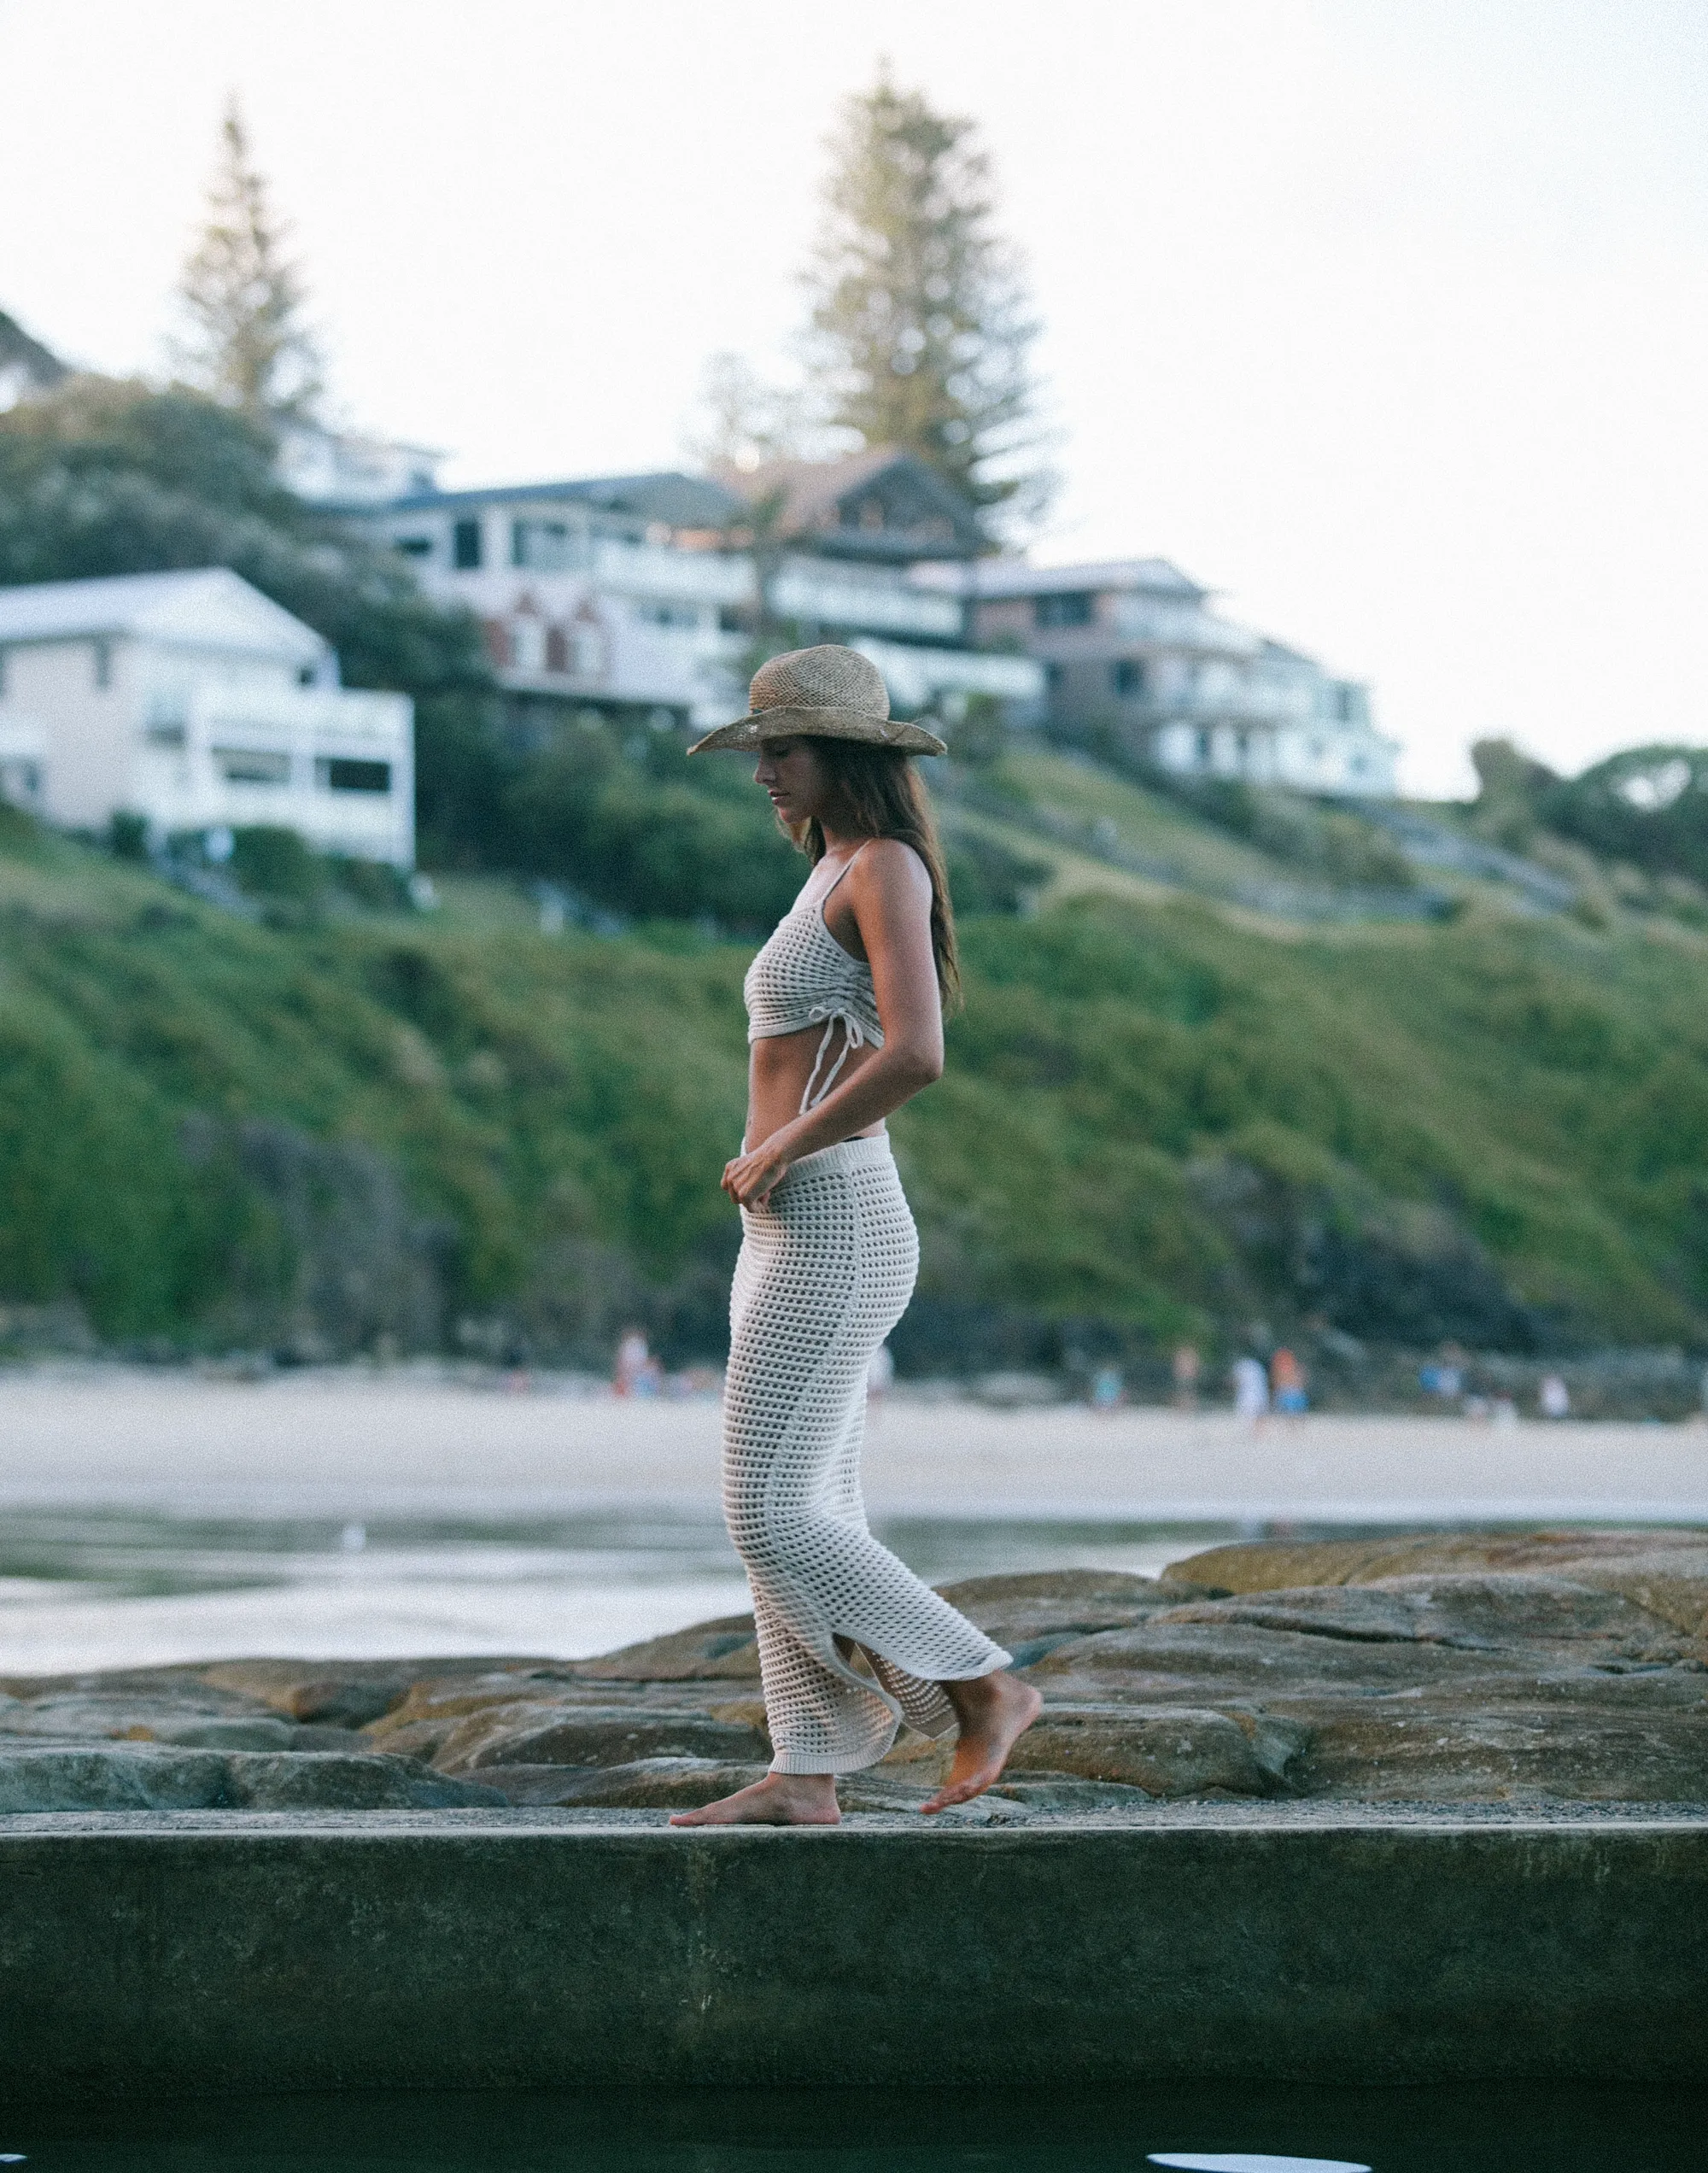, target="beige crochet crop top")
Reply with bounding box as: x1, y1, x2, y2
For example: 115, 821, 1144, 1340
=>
745, 845, 885, 1113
